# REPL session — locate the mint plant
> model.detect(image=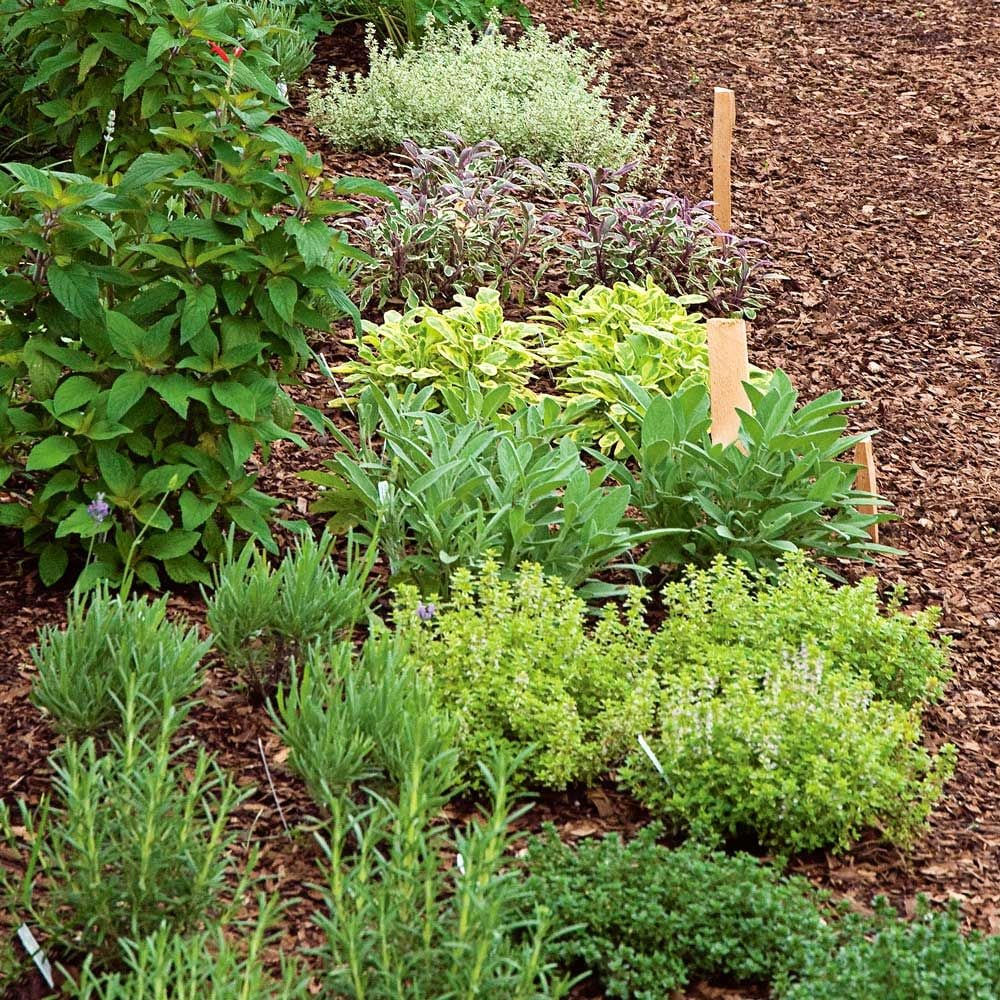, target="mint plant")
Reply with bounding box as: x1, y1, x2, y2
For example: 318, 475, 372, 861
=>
0, 0, 286, 170
206, 532, 377, 699
0, 132, 389, 587
607, 371, 898, 576
31, 583, 209, 738
395, 560, 658, 788
306, 383, 658, 595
